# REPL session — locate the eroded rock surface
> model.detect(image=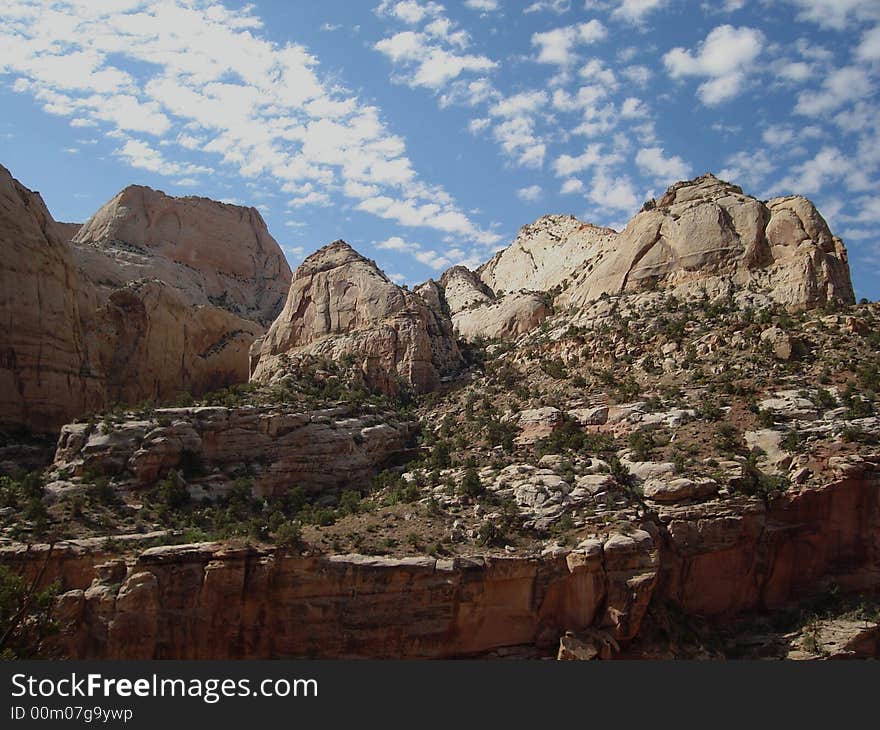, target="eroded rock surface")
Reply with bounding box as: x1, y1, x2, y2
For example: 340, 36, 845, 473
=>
251, 241, 461, 394
50, 404, 415, 498
0, 168, 293, 430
